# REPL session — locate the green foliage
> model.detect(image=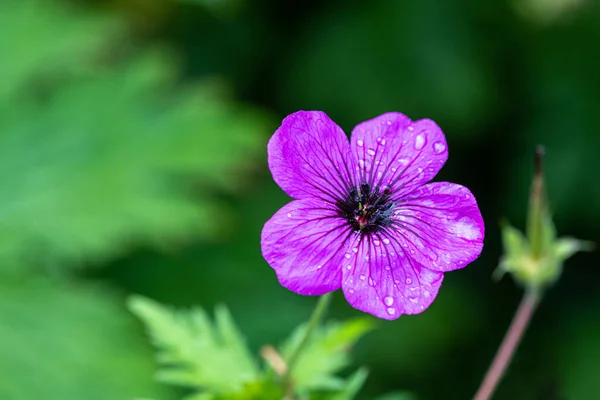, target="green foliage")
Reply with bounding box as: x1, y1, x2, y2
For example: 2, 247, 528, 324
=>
0, 279, 167, 400
130, 296, 375, 400
0, 0, 270, 275
129, 295, 260, 397
281, 318, 375, 393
